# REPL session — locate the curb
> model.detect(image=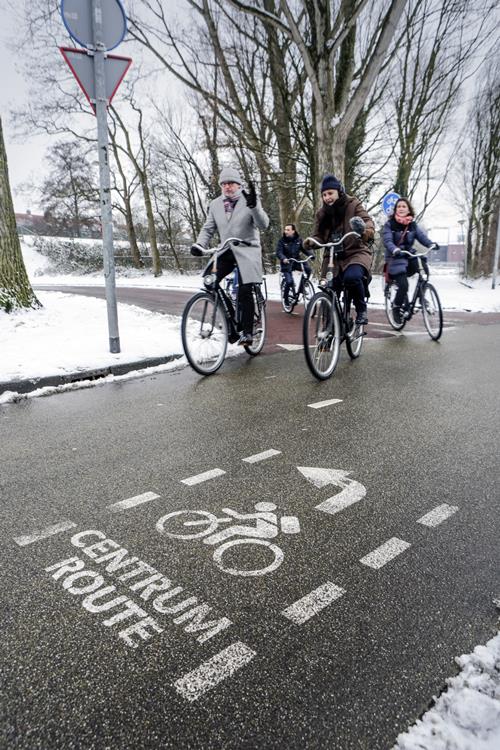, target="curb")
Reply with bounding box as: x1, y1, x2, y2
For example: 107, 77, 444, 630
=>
0, 354, 184, 397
